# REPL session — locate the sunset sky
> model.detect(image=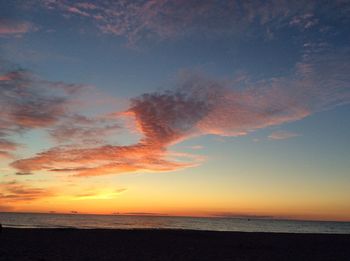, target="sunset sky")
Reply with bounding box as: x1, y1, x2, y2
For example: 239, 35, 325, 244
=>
0, 0, 349, 221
